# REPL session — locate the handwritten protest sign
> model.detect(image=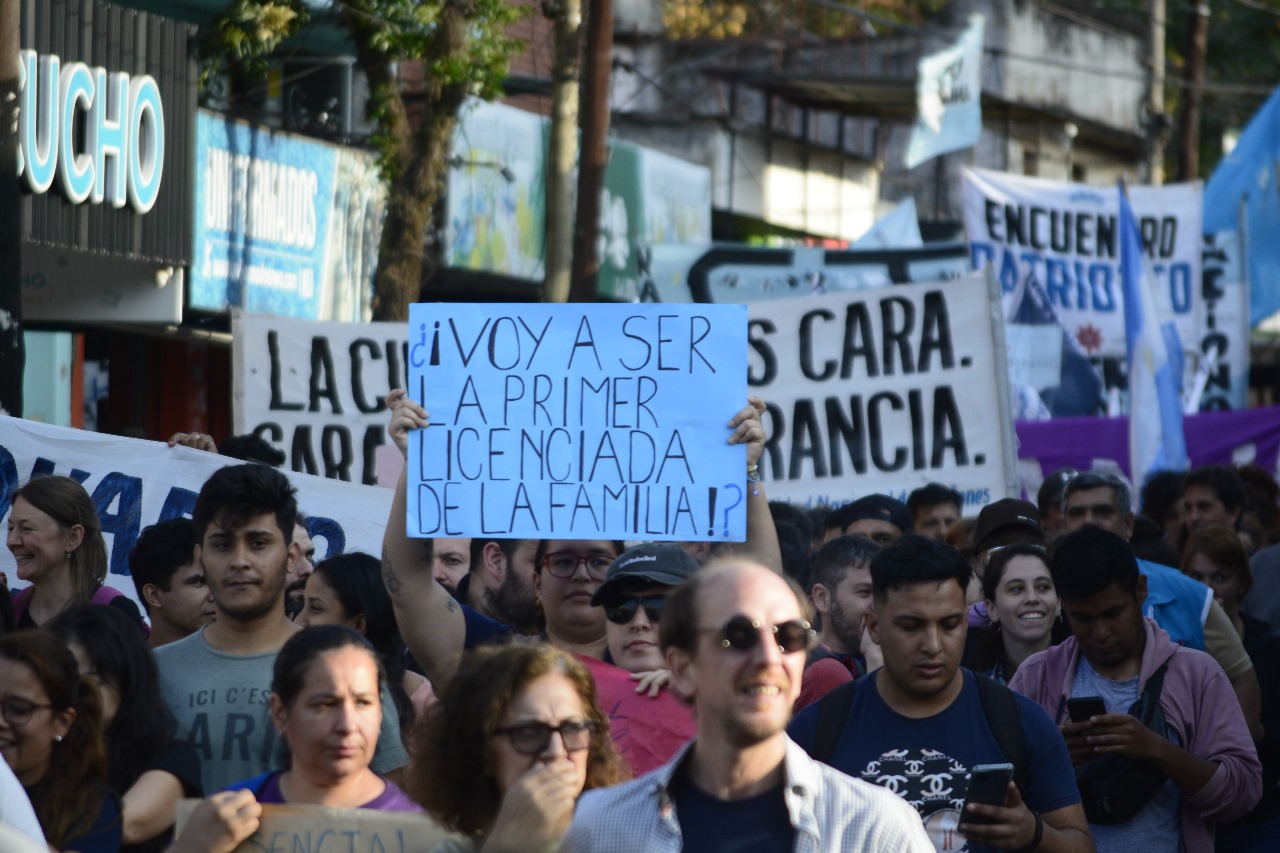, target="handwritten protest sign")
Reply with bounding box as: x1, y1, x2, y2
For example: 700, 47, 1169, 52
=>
233, 310, 408, 485
406, 303, 747, 540
748, 270, 1018, 510
174, 800, 464, 852
0, 417, 392, 609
